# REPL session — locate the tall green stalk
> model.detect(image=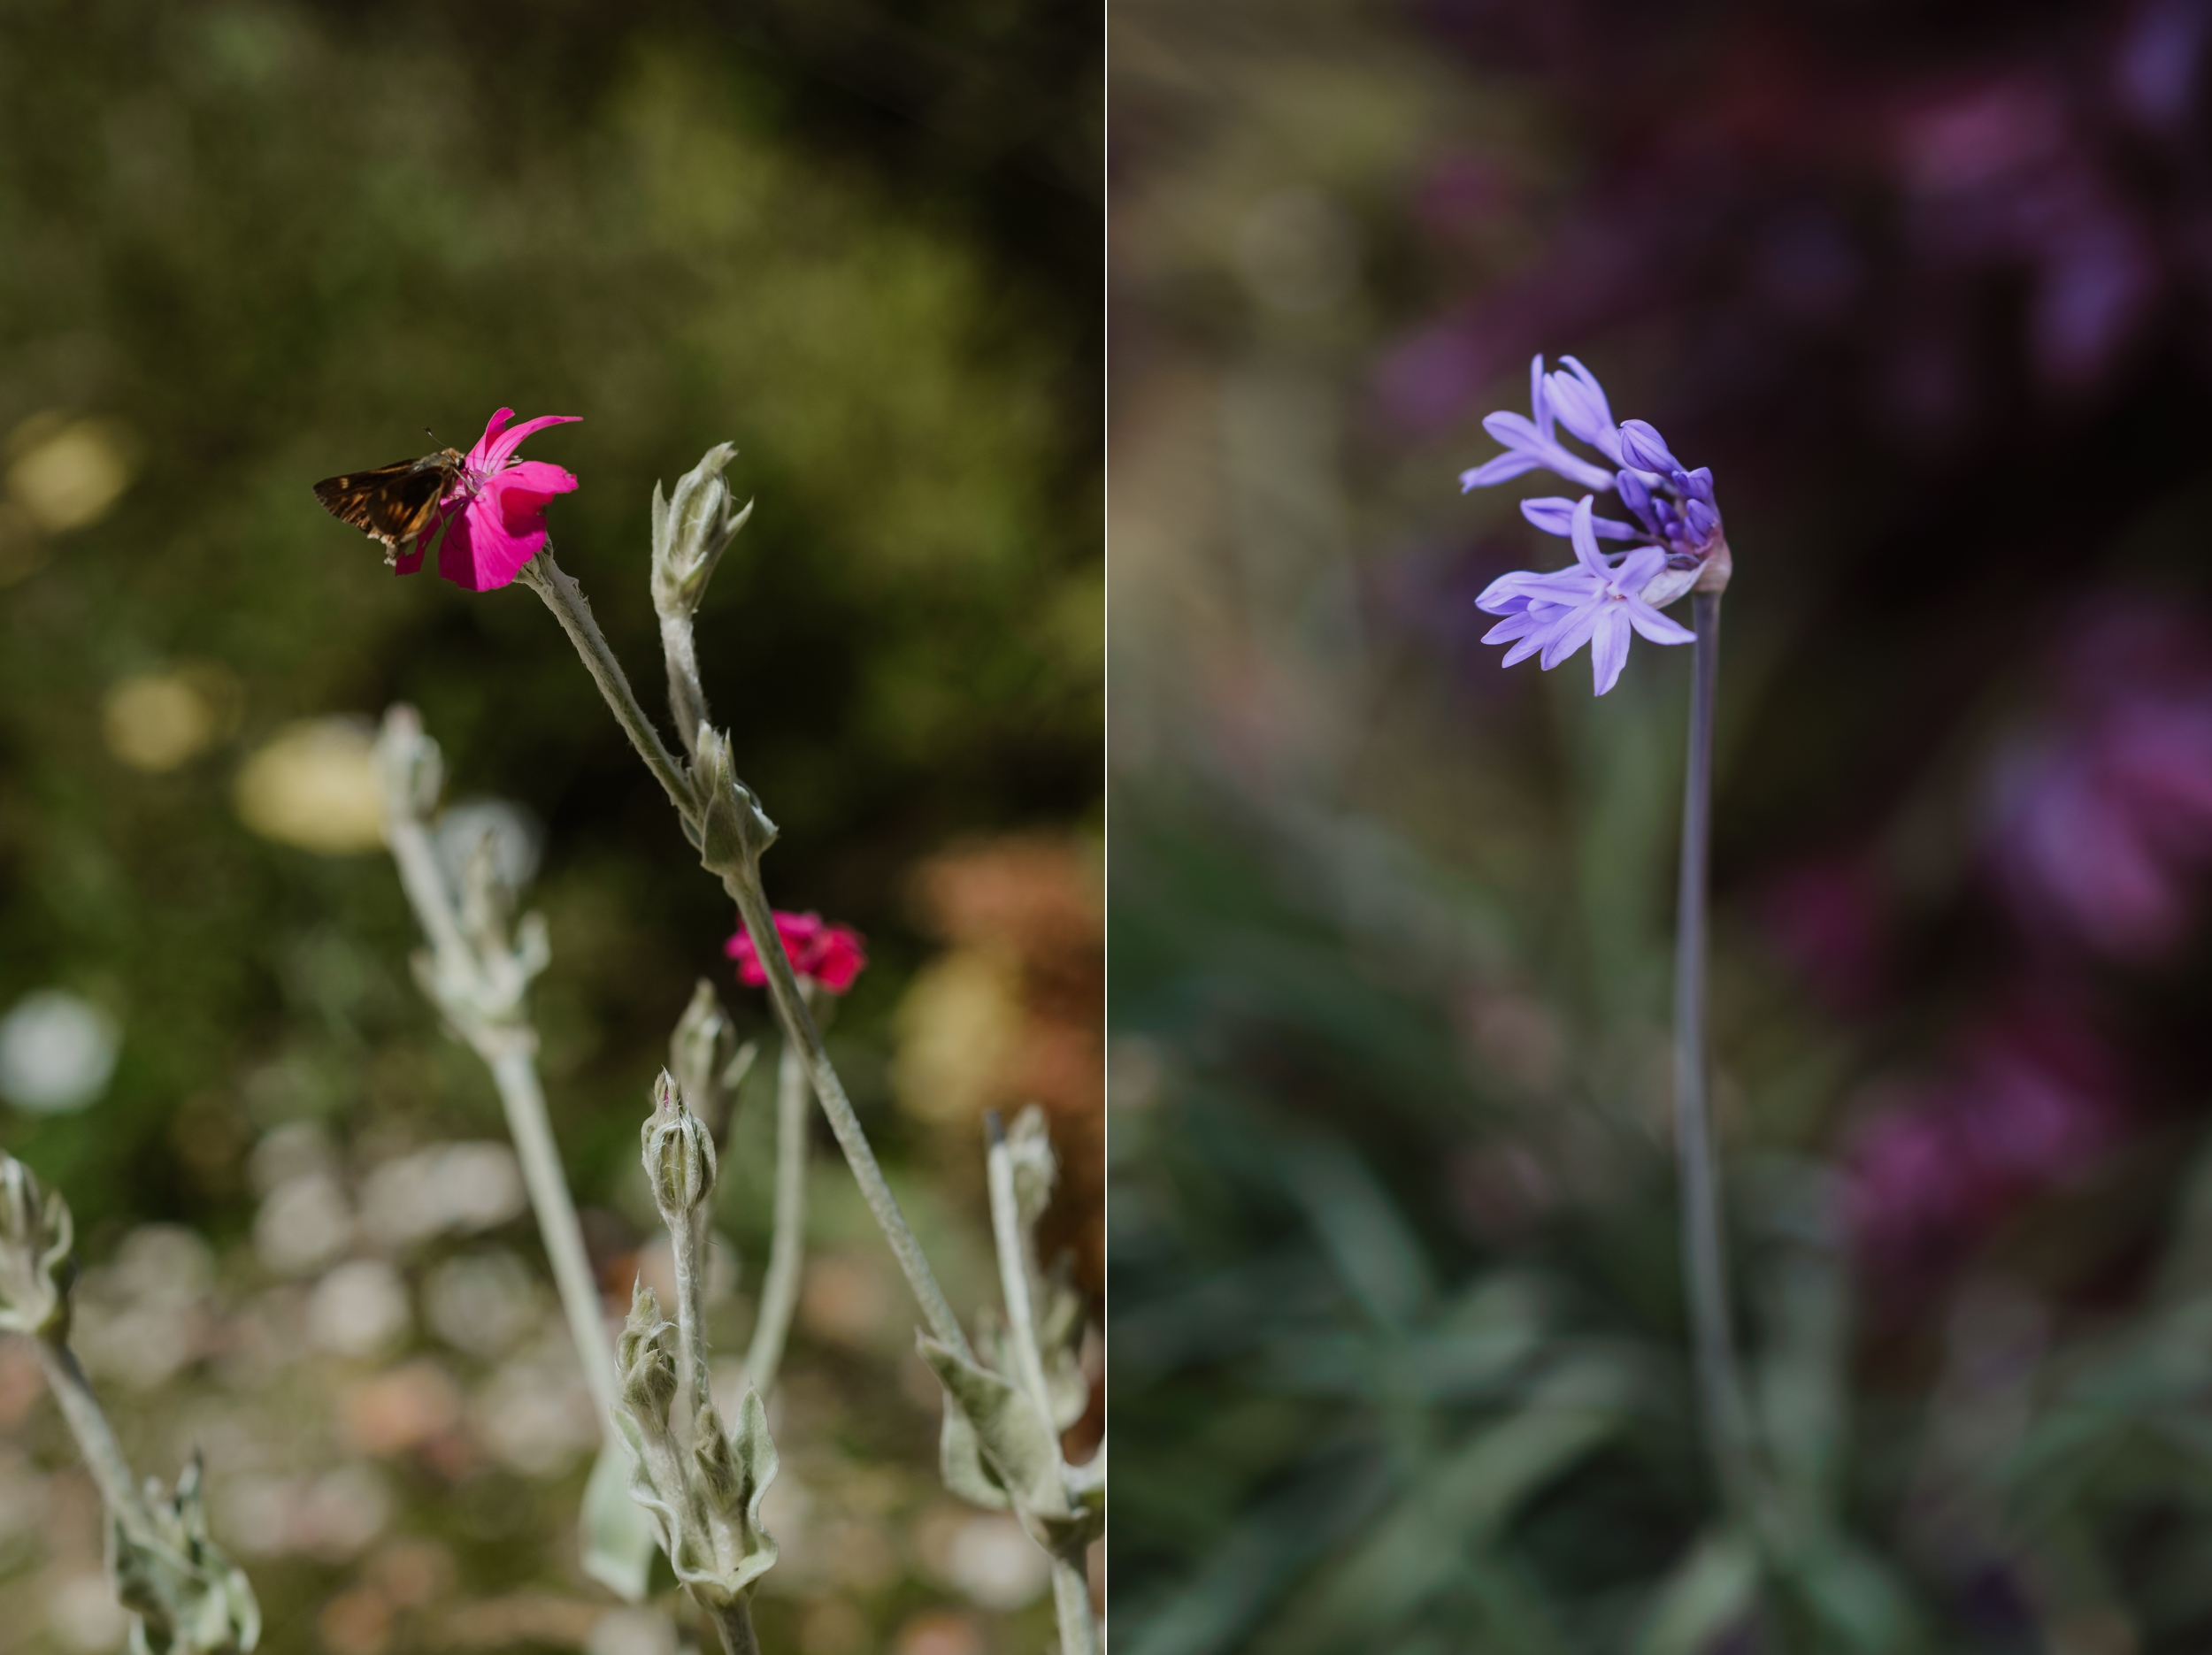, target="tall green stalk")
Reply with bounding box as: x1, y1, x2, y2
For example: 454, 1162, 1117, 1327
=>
1672, 591, 1756, 1515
